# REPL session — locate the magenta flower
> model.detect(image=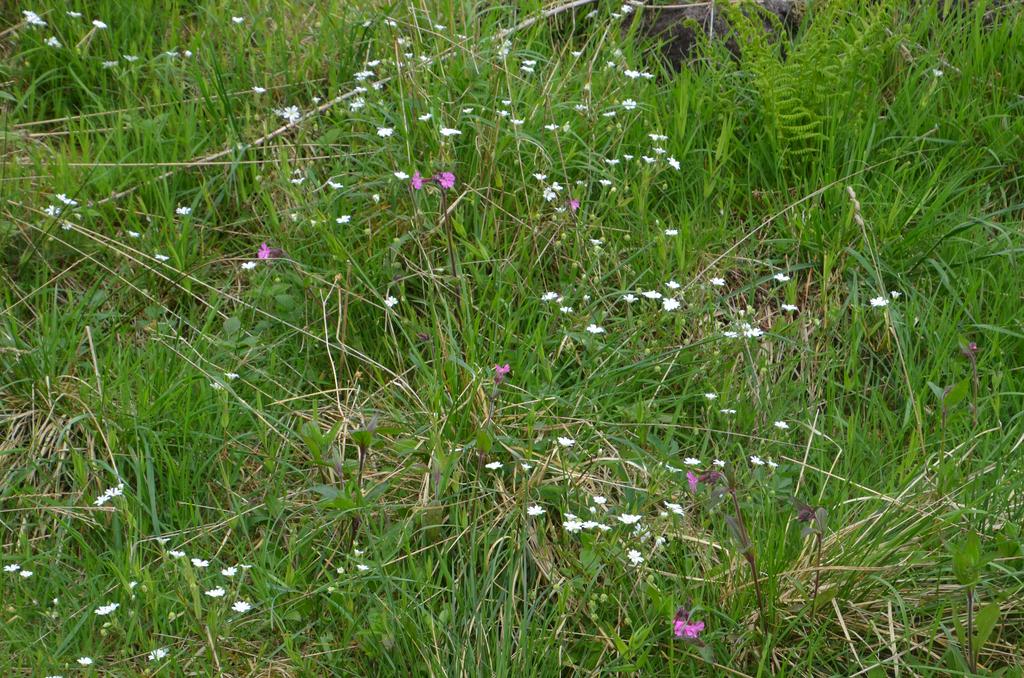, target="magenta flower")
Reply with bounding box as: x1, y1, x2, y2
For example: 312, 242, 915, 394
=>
674, 618, 705, 639
568, 198, 580, 212
686, 471, 699, 493
256, 242, 284, 260
434, 171, 456, 190
494, 363, 511, 385
410, 171, 425, 190
673, 606, 705, 640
